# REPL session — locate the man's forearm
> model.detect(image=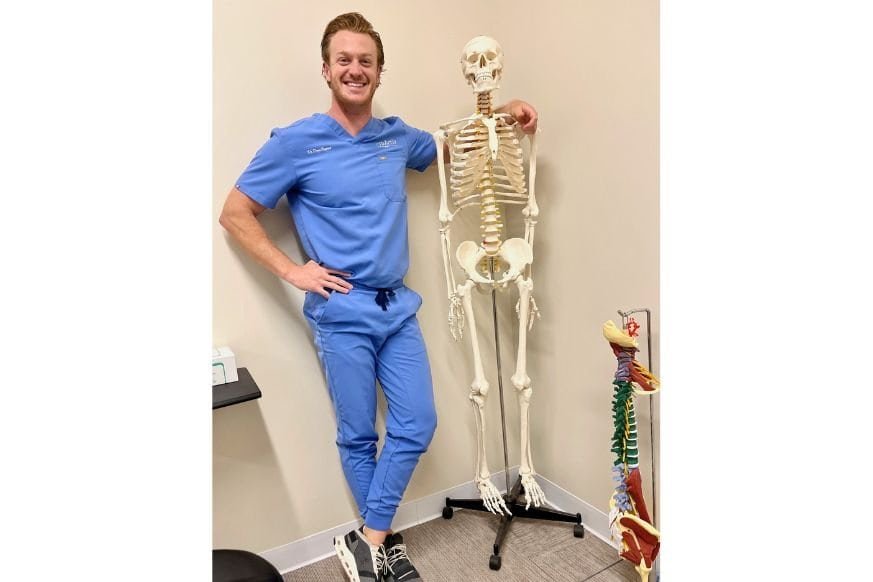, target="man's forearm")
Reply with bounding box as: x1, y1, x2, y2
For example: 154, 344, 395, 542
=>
219, 209, 299, 281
